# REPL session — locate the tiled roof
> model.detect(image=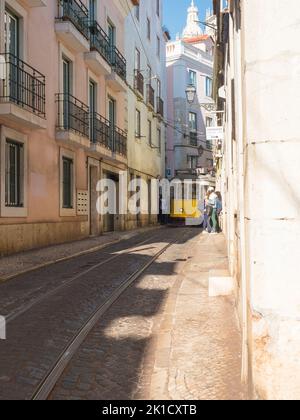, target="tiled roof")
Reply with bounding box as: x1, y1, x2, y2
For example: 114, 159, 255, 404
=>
183, 35, 210, 43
